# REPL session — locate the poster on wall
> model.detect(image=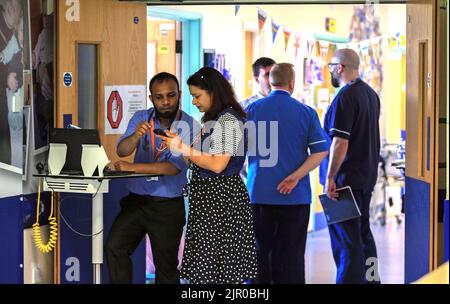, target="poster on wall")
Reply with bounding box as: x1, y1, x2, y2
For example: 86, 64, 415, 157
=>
30, 0, 54, 155
303, 57, 323, 86
104, 85, 146, 135
0, 0, 25, 173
